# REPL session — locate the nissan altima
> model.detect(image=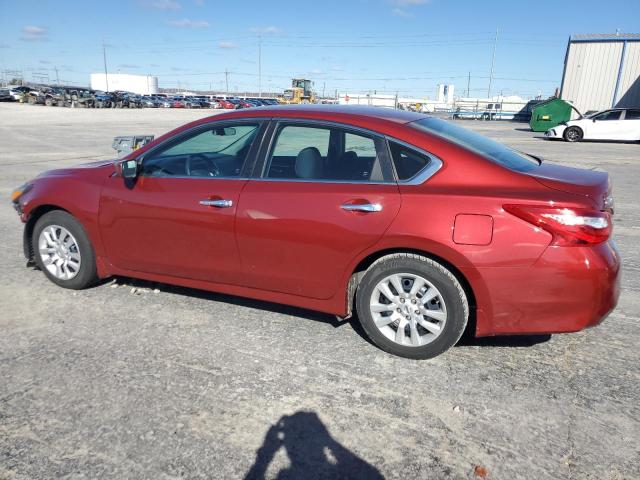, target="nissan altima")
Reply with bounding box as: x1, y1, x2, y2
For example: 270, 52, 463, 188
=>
11, 106, 620, 359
